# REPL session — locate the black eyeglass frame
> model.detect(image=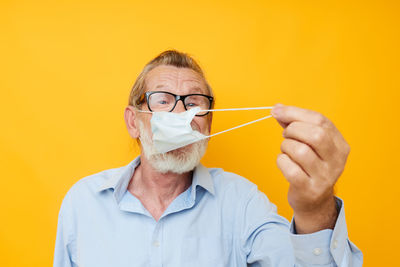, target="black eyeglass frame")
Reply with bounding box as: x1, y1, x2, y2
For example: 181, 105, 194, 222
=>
138, 91, 214, 116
